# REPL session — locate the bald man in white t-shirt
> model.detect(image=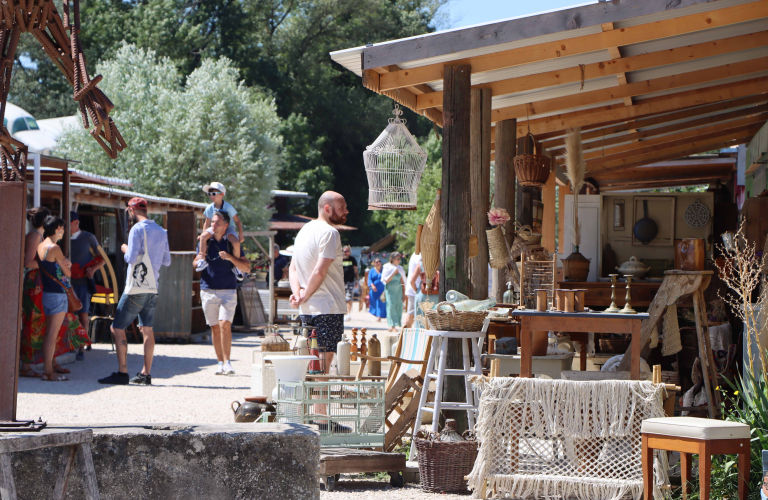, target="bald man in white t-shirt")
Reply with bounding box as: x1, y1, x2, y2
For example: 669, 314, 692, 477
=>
289, 191, 349, 373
